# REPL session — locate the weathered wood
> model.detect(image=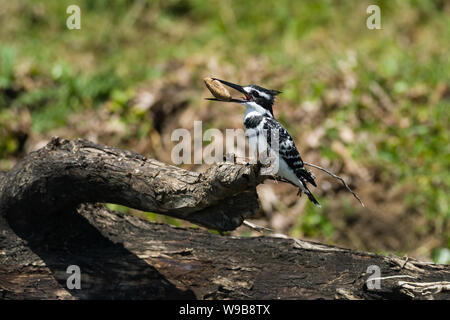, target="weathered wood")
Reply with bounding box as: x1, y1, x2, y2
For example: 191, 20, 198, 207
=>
1, 204, 448, 300
0, 138, 448, 300
0, 137, 262, 231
